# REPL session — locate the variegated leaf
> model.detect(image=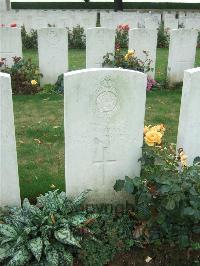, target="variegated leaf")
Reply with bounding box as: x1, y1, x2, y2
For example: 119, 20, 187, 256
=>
29, 237, 43, 262
7, 248, 31, 266
0, 224, 17, 238
54, 228, 81, 248
46, 248, 59, 266
0, 244, 11, 262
